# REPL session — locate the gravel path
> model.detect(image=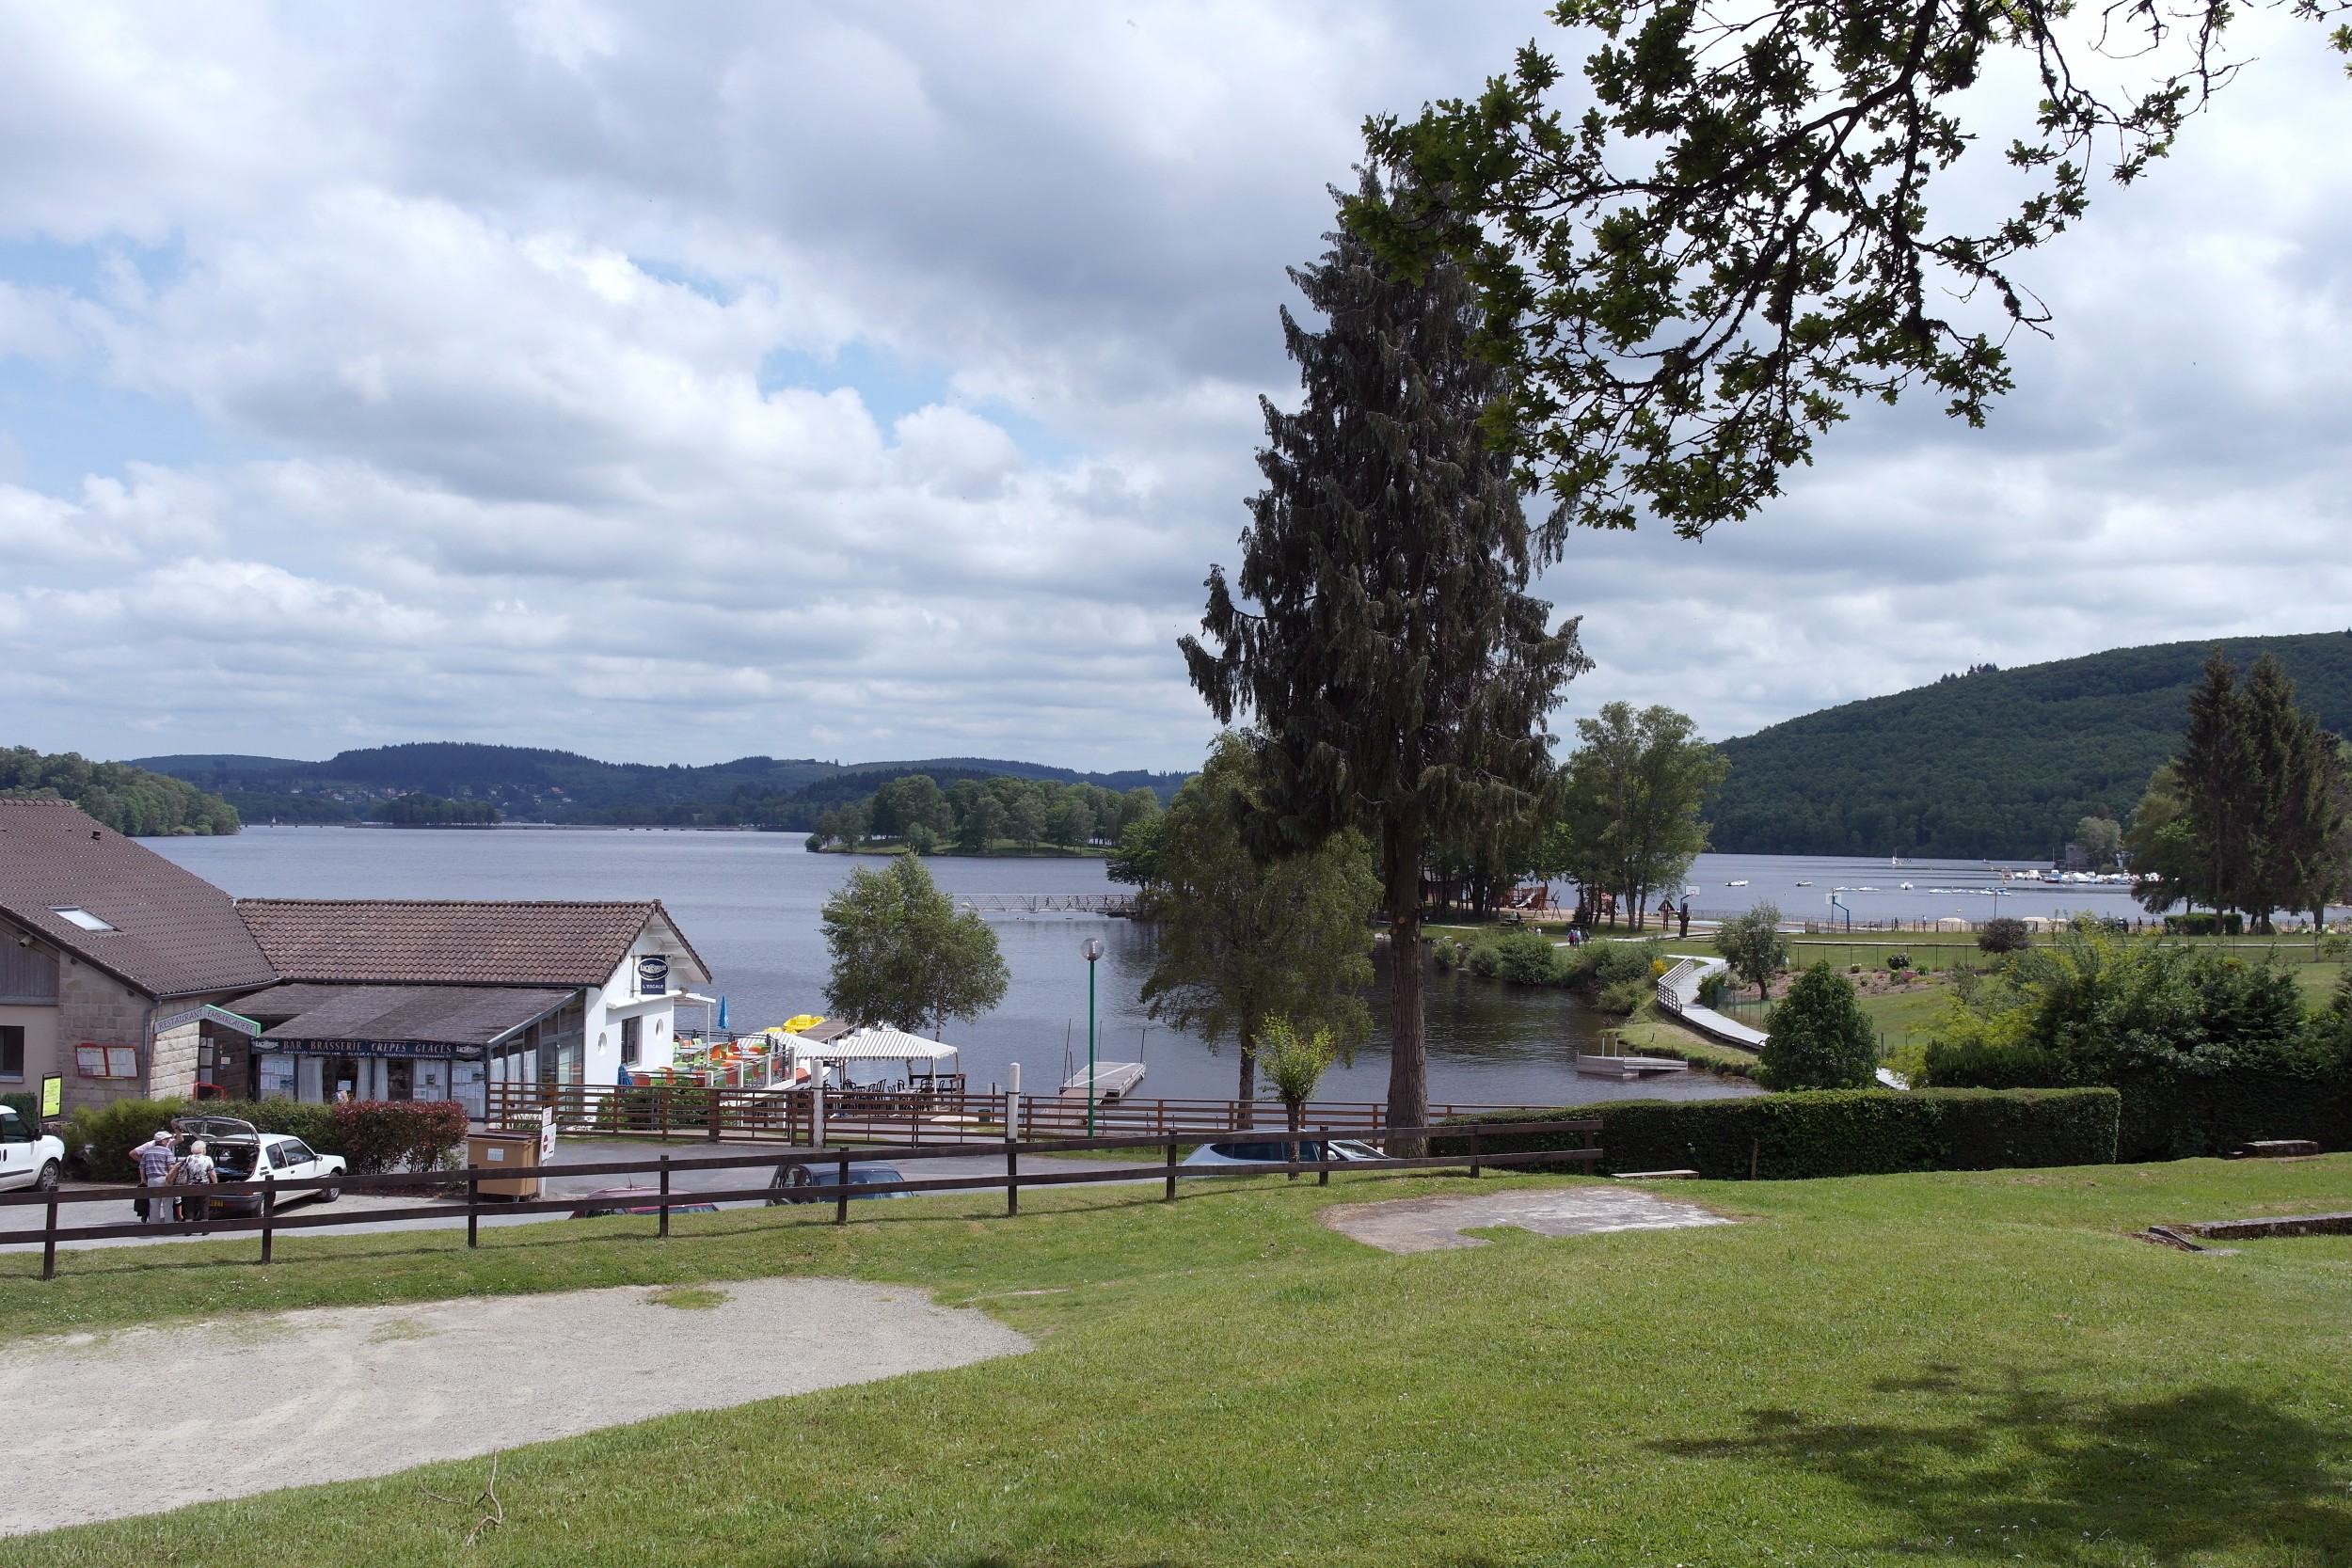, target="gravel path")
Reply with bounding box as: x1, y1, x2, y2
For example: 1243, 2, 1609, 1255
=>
1321, 1185, 1736, 1254
0, 1277, 1029, 1536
